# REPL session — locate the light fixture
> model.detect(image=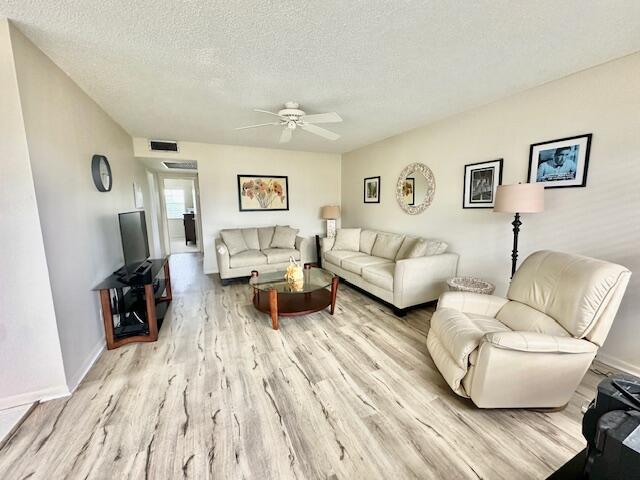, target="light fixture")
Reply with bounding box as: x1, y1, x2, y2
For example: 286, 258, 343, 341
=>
494, 183, 544, 277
